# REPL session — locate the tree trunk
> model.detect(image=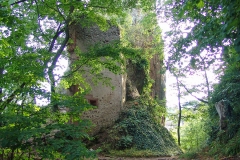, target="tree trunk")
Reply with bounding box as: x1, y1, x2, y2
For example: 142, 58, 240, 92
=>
0, 68, 3, 103
176, 76, 182, 146
203, 64, 210, 101
47, 7, 73, 112
200, 55, 210, 102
